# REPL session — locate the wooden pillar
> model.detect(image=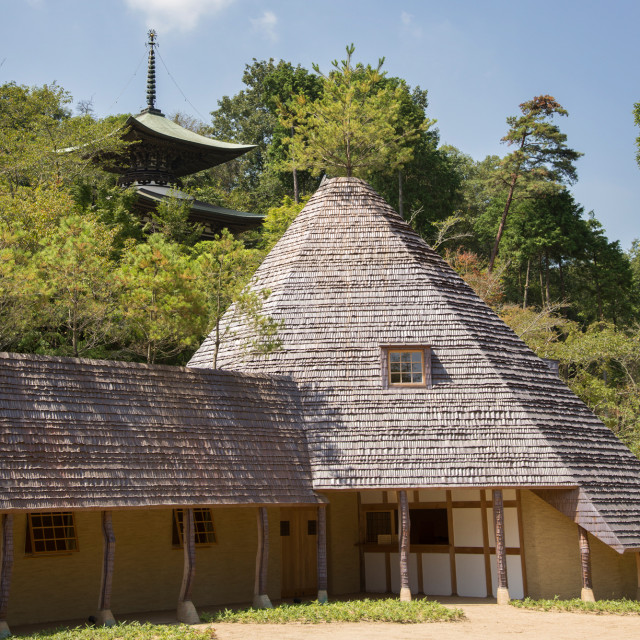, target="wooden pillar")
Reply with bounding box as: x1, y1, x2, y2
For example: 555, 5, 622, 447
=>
578, 526, 595, 601
398, 490, 411, 602
0, 514, 13, 639
317, 505, 328, 603
177, 508, 199, 624
492, 490, 510, 604
253, 507, 272, 608
96, 511, 116, 626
